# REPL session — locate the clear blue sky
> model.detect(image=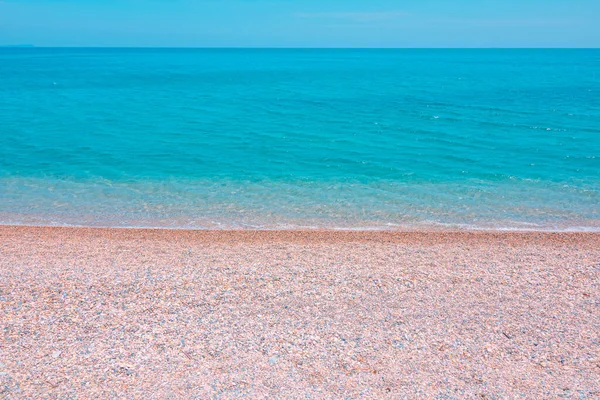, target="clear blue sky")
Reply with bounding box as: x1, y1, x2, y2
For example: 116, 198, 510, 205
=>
1, 0, 599, 47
